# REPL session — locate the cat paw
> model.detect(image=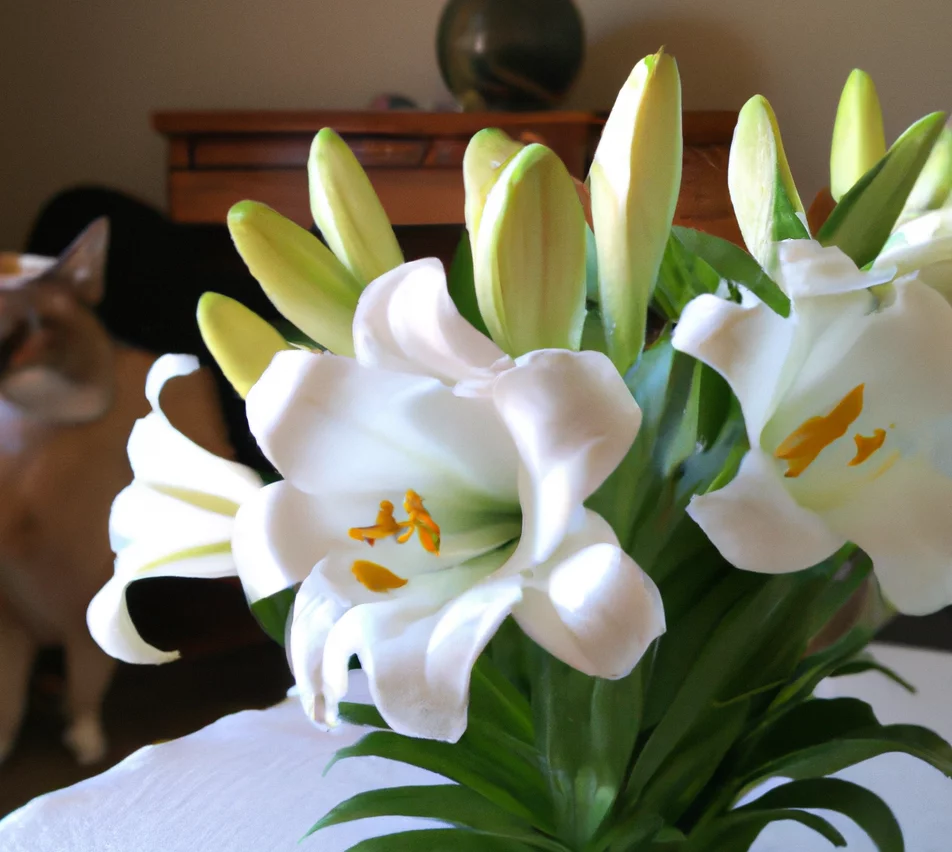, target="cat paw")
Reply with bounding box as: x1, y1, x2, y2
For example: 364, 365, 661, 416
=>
63, 716, 107, 765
